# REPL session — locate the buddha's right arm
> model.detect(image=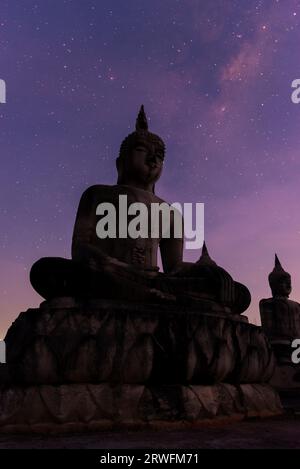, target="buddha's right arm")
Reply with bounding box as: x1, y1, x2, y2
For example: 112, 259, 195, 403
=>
71, 186, 128, 270
71, 186, 114, 267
